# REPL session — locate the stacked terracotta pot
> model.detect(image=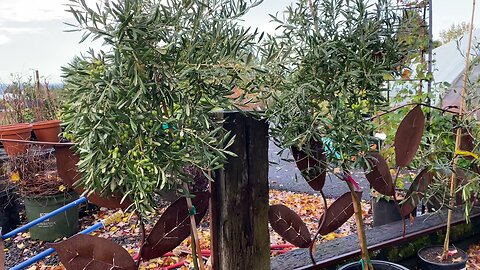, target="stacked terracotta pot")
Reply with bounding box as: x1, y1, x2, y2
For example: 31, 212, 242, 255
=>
0, 120, 61, 157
